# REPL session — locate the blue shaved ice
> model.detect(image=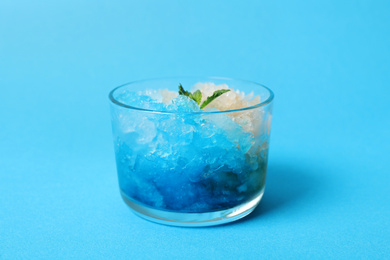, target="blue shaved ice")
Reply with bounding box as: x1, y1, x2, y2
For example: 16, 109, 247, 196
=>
111, 91, 270, 213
